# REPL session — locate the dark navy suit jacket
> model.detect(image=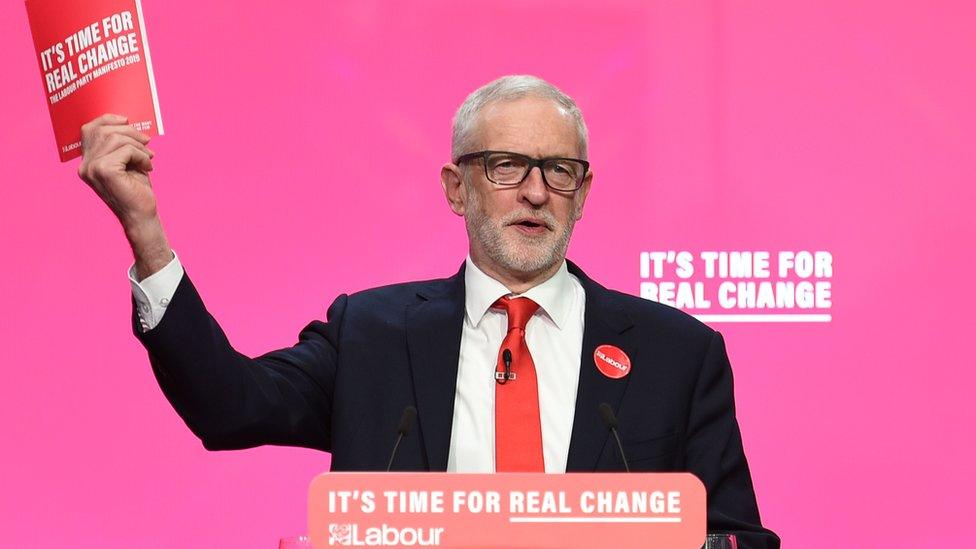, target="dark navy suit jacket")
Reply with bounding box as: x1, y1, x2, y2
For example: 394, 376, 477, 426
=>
135, 261, 779, 547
